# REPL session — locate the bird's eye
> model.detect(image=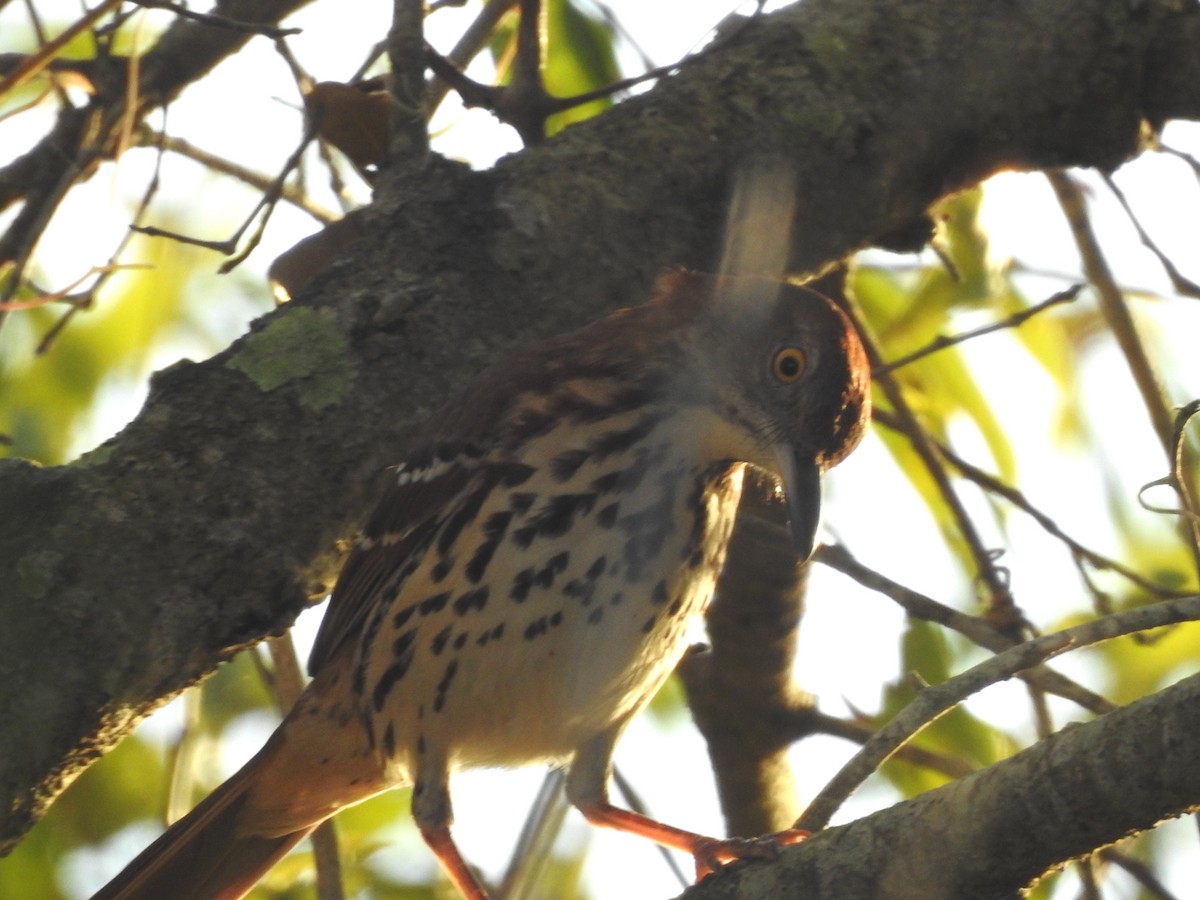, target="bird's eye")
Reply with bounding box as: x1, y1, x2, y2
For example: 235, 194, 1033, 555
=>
770, 346, 807, 384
